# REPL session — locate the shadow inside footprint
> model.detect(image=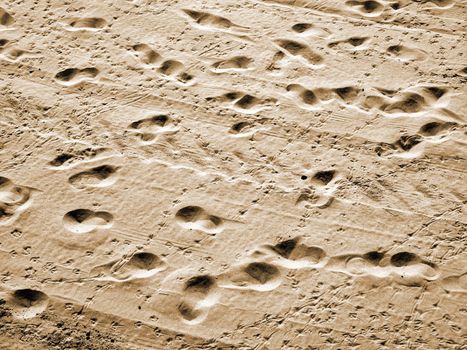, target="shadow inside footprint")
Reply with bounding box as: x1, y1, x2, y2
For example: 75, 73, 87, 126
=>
311, 170, 336, 186
9, 289, 48, 319
244, 262, 279, 284
0, 7, 14, 26
177, 301, 204, 322
271, 238, 298, 258
184, 275, 216, 294
390, 252, 419, 267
